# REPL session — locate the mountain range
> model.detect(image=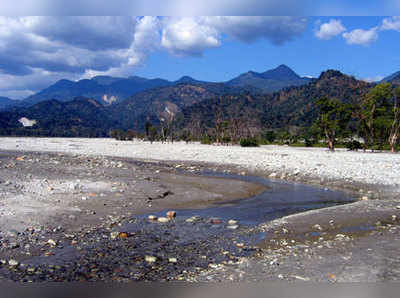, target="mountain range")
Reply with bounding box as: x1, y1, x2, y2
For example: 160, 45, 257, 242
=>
4, 64, 312, 110
0, 69, 377, 137
226, 64, 312, 92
